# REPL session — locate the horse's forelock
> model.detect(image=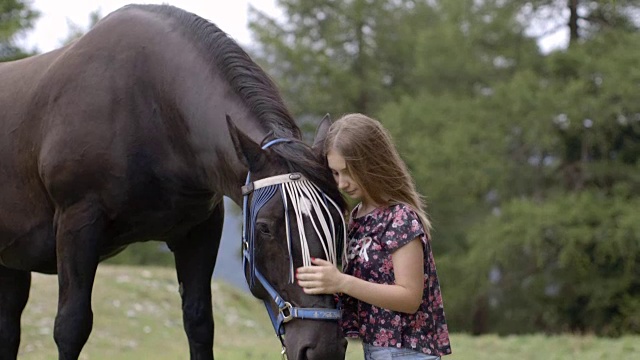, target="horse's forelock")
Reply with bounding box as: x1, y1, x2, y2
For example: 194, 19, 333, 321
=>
270, 141, 347, 213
